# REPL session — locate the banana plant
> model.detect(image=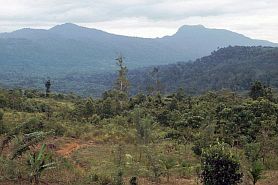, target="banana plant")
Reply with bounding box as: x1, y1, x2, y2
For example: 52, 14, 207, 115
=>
28, 144, 55, 184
